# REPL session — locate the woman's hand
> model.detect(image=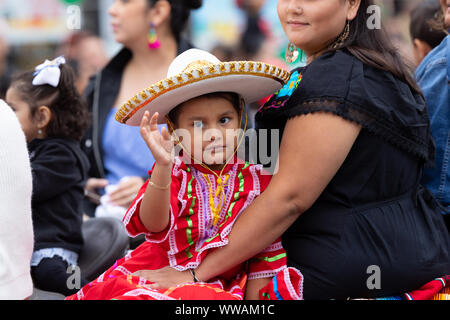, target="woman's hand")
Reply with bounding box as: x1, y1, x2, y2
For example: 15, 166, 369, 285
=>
84, 178, 109, 204
108, 176, 145, 208
133, 267, 193, 290
140, 111, 174, 166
